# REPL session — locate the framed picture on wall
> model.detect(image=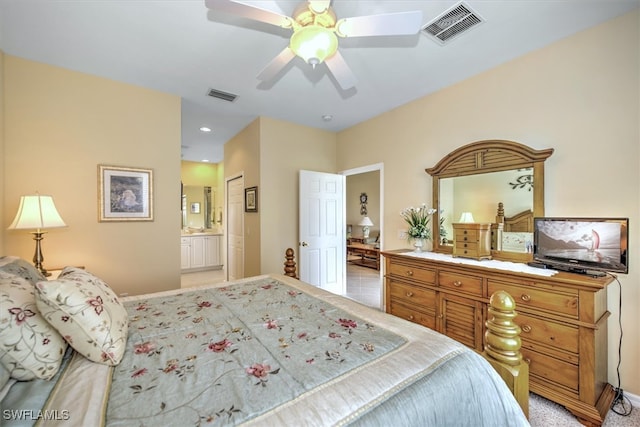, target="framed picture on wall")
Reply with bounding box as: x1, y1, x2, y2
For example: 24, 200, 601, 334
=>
190, 202, 201, 214
98, 164, 153, 222
245, 186, 258, 212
